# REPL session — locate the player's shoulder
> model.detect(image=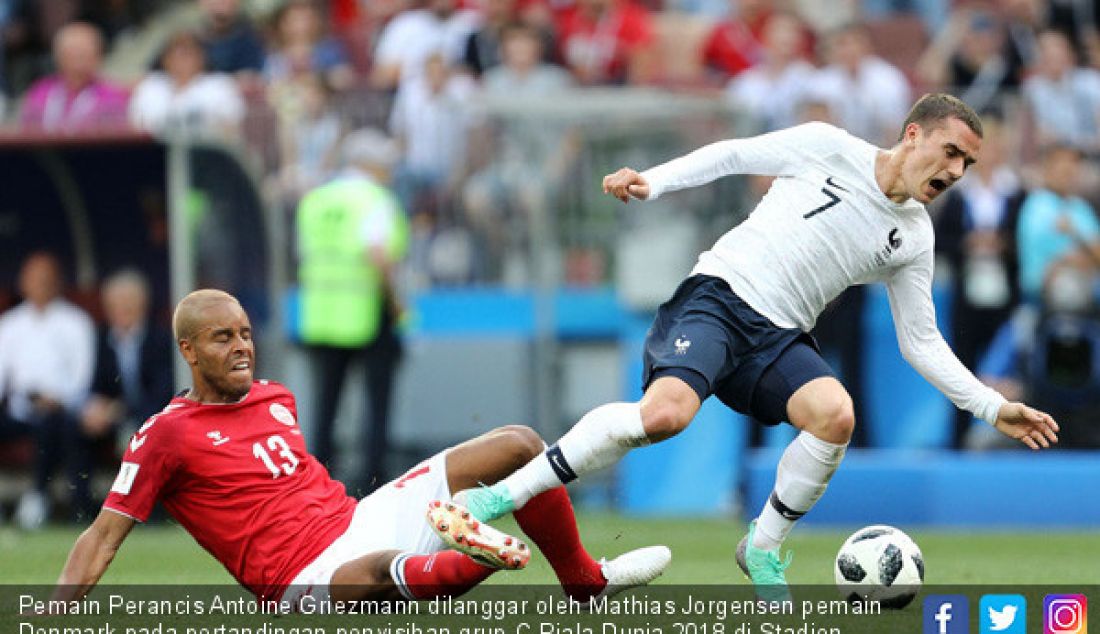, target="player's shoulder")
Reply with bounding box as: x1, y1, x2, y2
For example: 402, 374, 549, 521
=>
248, 379, 297, 408
251, 378, 292, 398
144, 395, 194, 425
784, 121, 862, 152
126, 396, 192, 452
792, 120, 843, 136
